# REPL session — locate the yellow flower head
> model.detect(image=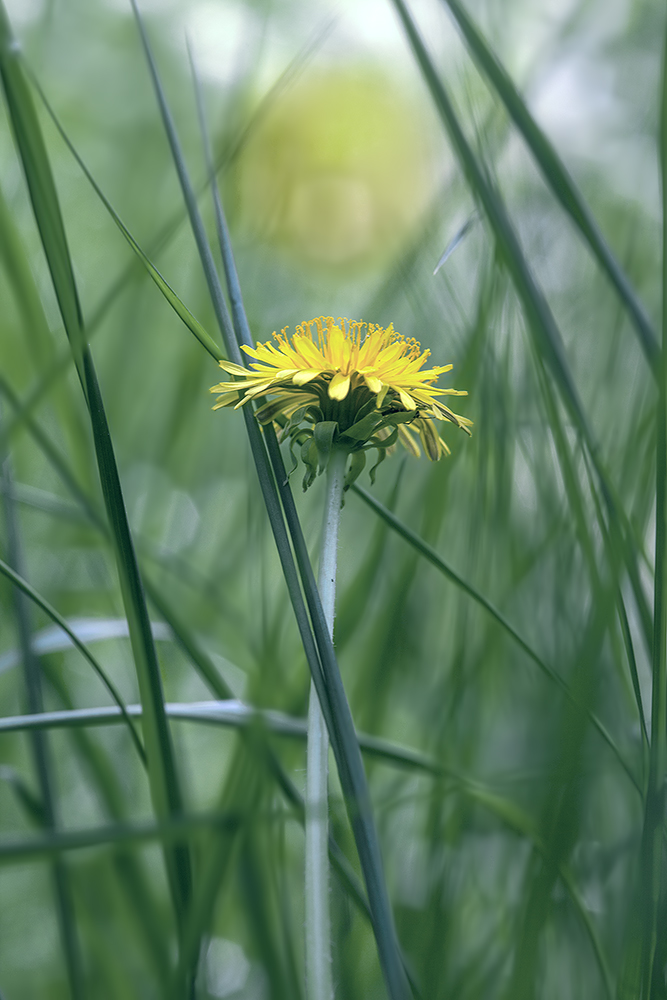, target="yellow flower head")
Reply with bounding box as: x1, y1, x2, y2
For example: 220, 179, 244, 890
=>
211, 316, 471, 489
